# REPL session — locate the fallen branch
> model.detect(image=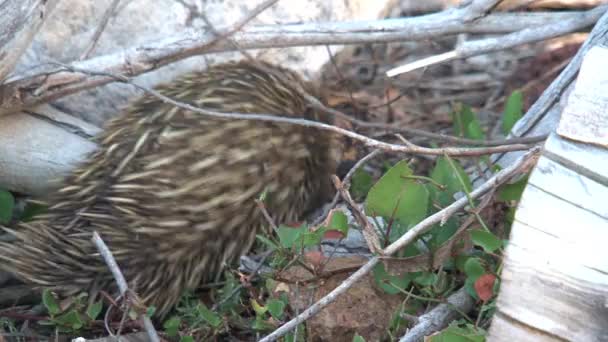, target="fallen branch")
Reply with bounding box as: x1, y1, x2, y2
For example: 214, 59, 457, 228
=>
398, 287, 476, 342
